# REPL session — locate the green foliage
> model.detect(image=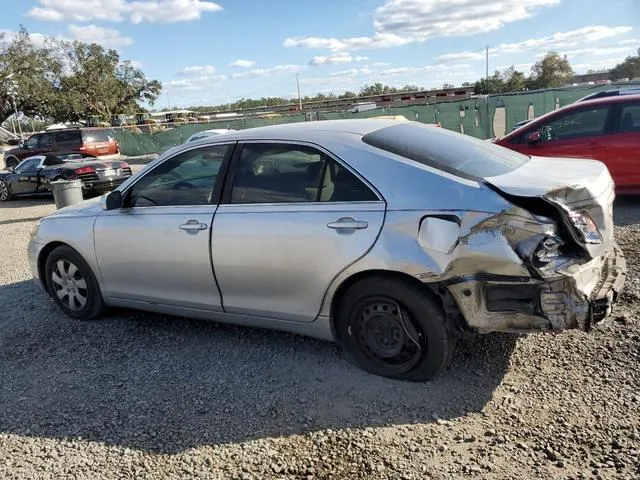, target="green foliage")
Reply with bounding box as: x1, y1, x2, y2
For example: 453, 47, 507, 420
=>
0, 26, 161, 124
609, 48, 640, 80
528, 51, 574, 89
